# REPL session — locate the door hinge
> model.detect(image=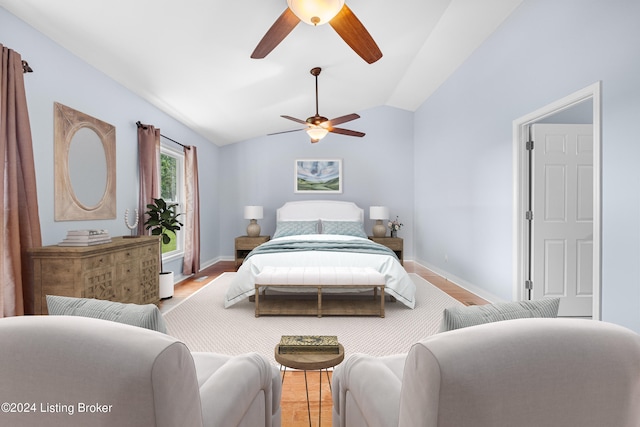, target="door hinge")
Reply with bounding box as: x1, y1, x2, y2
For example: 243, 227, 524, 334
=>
525, 280, 533, 290
526, 140, 534, 150
525, 210, 533, 221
